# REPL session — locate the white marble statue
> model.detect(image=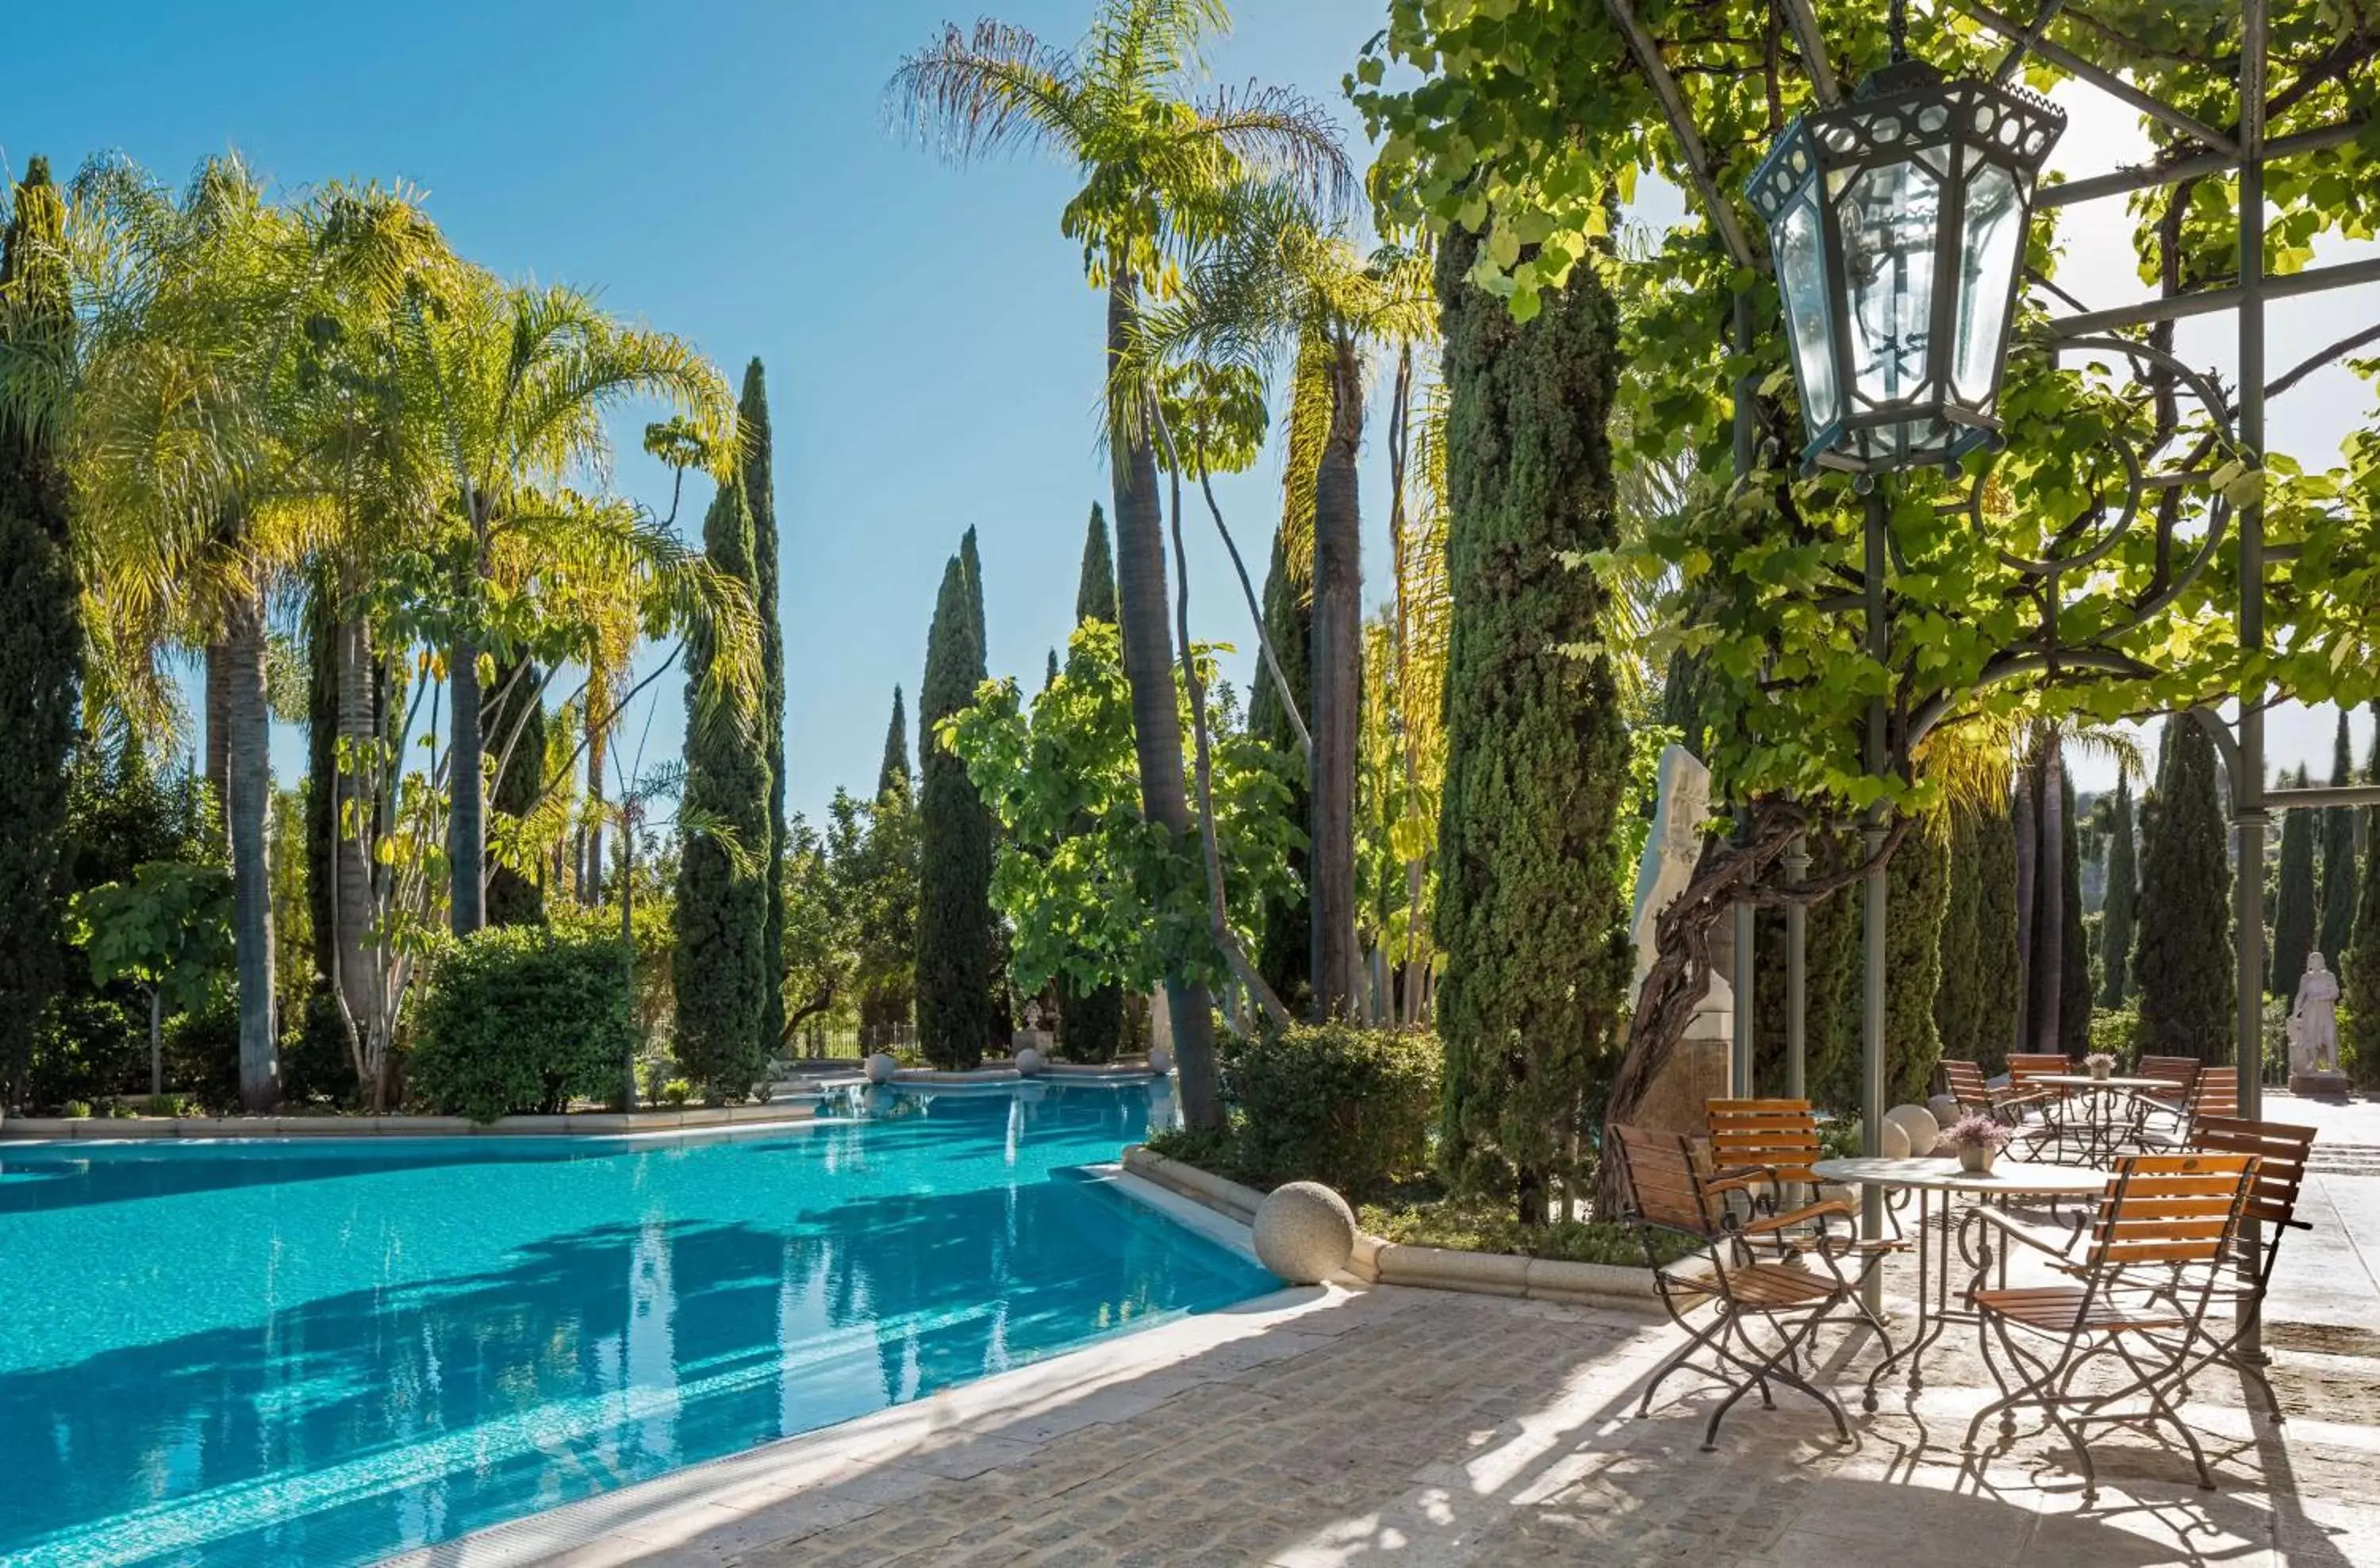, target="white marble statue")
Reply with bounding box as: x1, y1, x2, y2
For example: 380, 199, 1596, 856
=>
1629, 744, 1729, 1007
2287, 951, 2342, 1075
